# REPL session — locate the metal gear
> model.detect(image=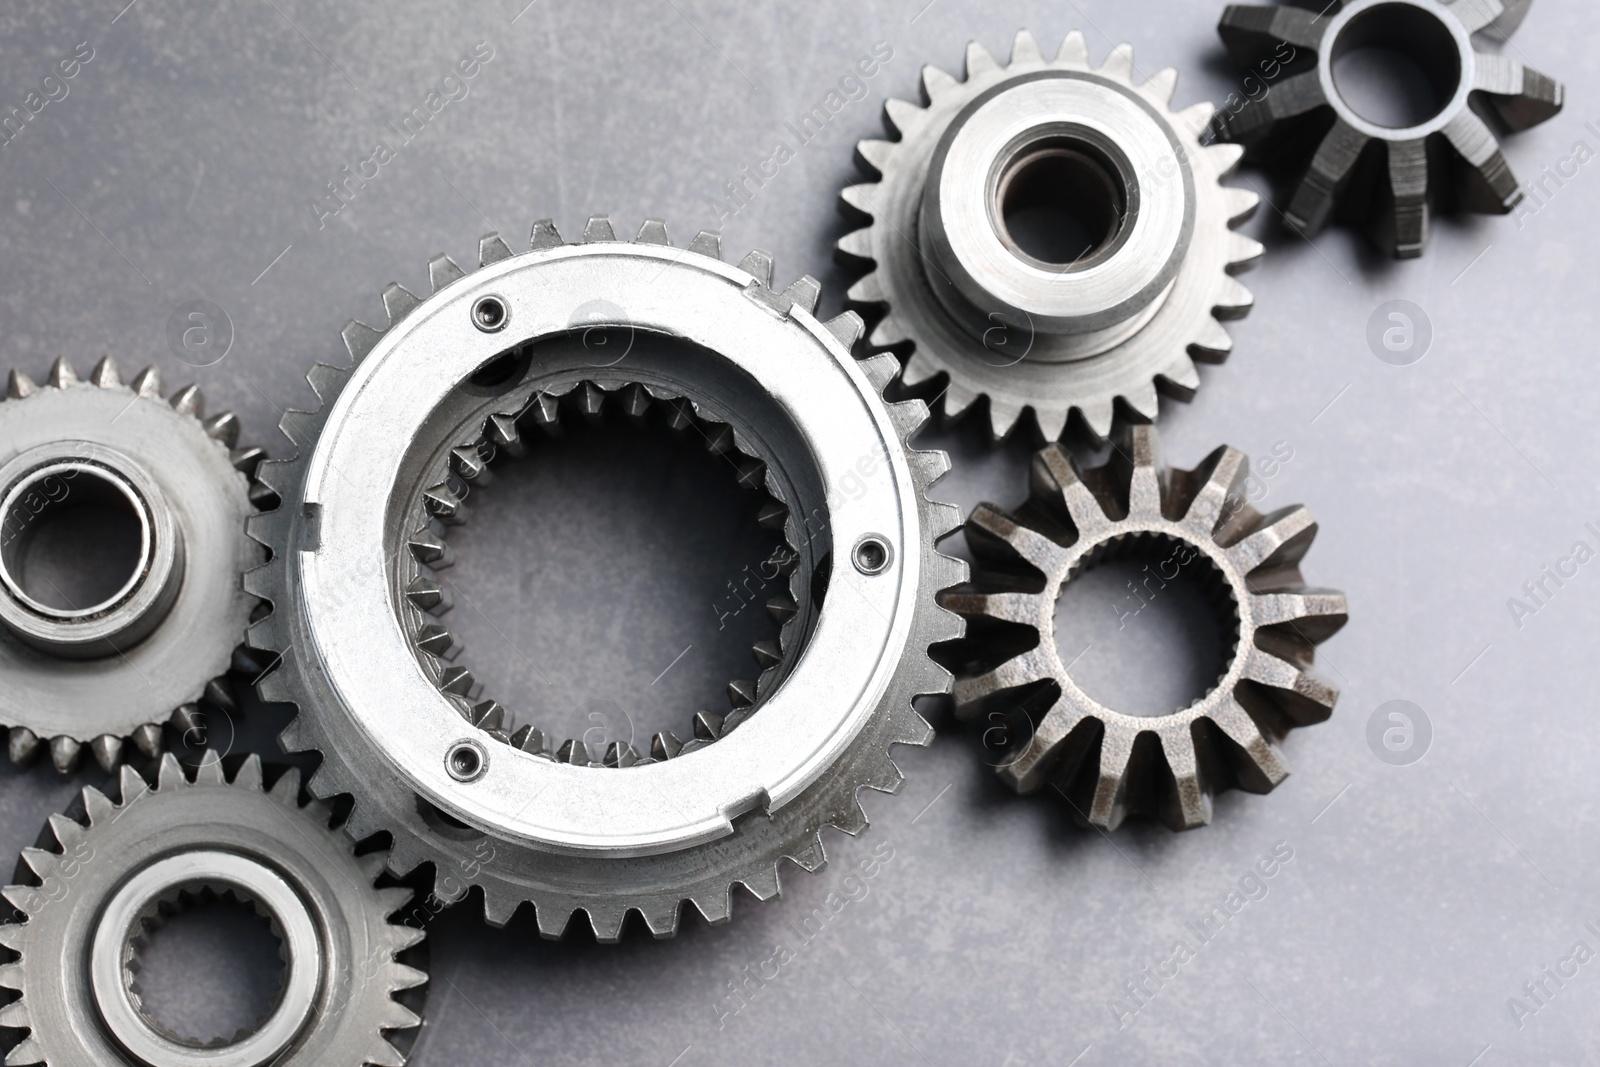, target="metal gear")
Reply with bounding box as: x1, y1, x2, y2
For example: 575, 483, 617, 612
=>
836, 30, 1263, 444
0, 751, 427, 1066
943, 425, 1347, 830
404, 375, 803, 766
247, 216, 965, 940
1211, 0, 1563, 257
0, 358, 264, 775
